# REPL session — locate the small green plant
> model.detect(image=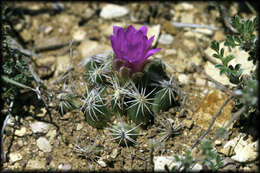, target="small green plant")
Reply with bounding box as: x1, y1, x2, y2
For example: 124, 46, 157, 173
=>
168, 140, 223, 171
211, 15, 258, 118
